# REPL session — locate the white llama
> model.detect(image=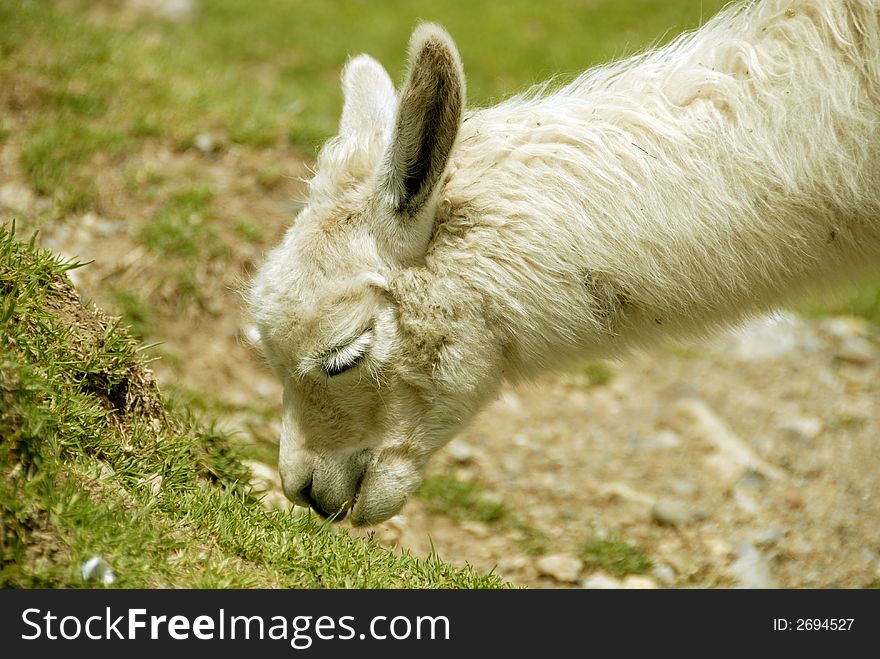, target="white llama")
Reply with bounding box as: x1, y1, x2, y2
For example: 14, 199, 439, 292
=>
250, 0, 880, 525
